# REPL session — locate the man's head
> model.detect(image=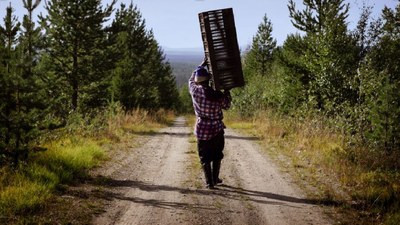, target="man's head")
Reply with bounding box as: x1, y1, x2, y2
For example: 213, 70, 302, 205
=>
195, 66, 210, 84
